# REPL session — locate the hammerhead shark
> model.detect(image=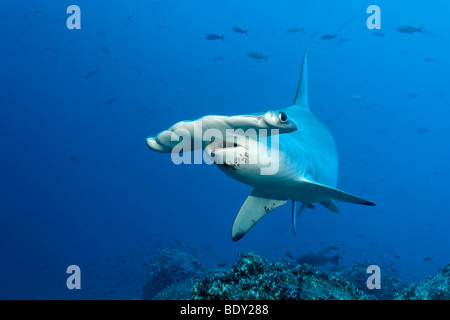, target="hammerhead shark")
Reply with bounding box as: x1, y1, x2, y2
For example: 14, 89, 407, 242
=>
146, 51, 375, 241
